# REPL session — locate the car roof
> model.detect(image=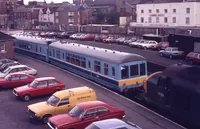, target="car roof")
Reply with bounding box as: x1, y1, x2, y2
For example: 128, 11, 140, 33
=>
35, 77, 56, 81
8, 65, 28, 69
92, 118, 138, 129
78, 101, 107, 110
